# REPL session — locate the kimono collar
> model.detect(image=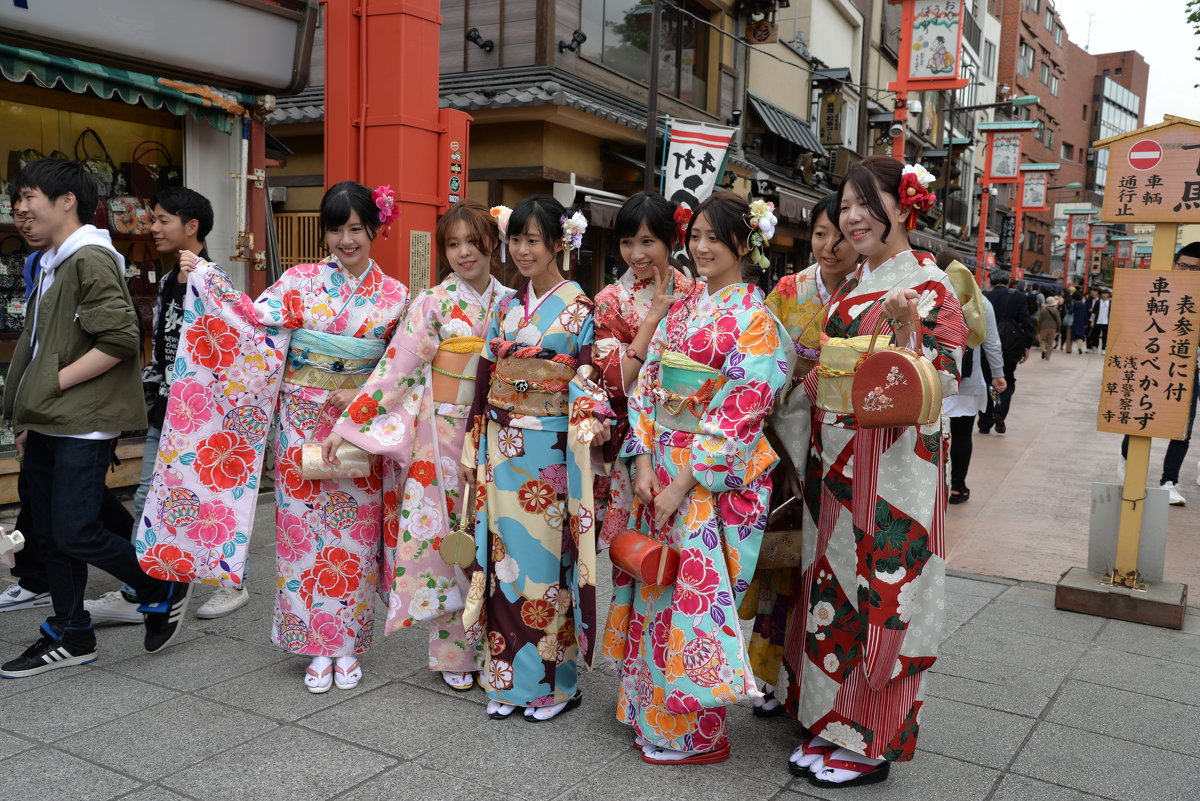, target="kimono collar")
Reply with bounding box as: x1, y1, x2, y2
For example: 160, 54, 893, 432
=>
451, 273, 500, 308
328, 256, 377, 290
619, 268, 654, 295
